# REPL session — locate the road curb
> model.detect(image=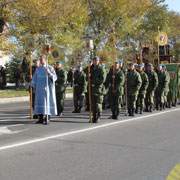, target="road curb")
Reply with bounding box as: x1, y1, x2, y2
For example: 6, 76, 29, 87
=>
0, 93, 73, 104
